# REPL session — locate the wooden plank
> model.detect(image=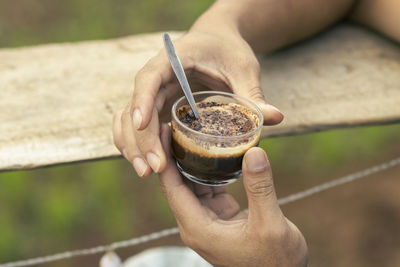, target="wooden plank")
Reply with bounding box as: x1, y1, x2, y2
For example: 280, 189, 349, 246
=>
1, 24, 399, 171
261, 25, 400, 137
